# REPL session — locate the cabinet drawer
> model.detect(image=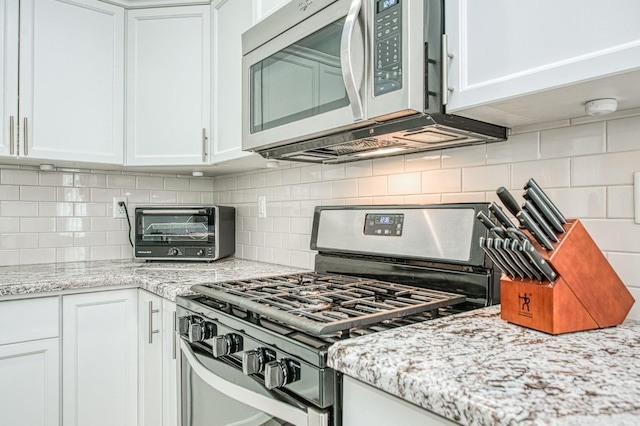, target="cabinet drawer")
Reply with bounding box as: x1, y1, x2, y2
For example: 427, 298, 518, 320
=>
0, 297, 59, 345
